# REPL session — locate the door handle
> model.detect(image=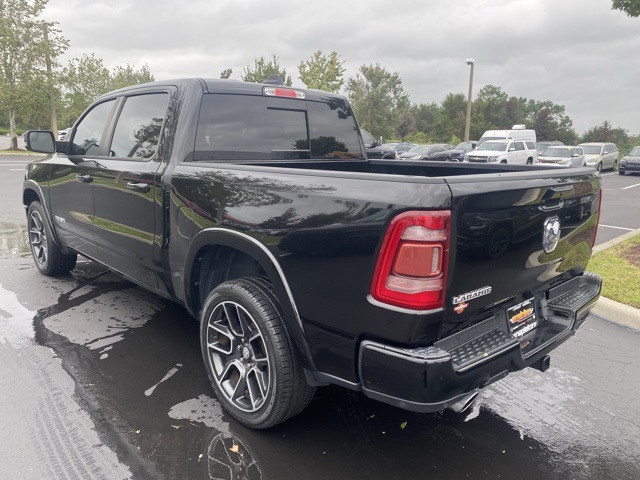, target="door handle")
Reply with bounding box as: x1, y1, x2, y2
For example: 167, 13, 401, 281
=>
75, 174, 93, 183
127, 182, 151, 193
